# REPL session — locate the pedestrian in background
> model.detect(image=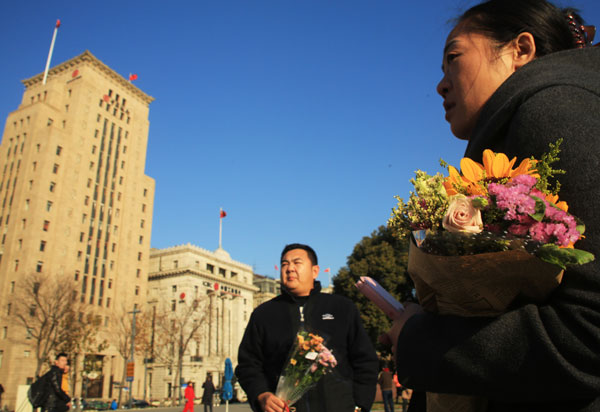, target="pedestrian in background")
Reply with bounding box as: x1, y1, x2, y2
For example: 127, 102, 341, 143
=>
377, 366, 394, 412
182, 381, 195, 412
201, 375, 215, 412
